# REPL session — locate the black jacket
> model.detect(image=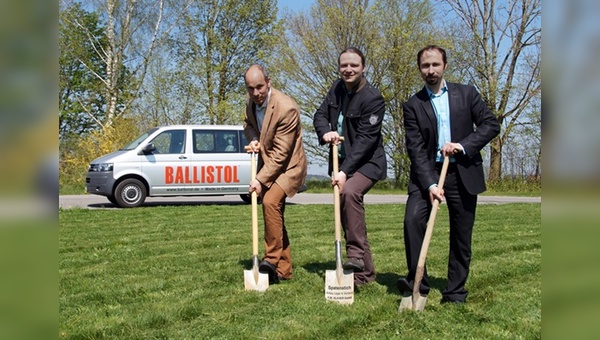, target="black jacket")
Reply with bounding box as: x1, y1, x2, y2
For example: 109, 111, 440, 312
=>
403, 82, 500, 195
313, 78, 387, 180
